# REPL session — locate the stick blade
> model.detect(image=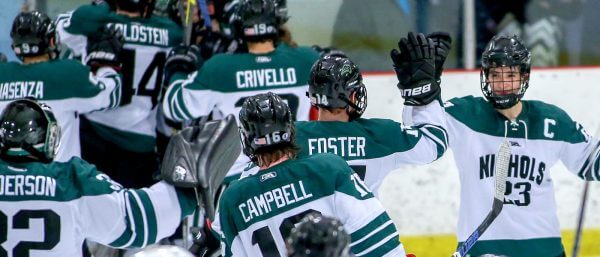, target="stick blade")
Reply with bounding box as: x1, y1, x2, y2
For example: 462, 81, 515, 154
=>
494, 141, 511, 201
